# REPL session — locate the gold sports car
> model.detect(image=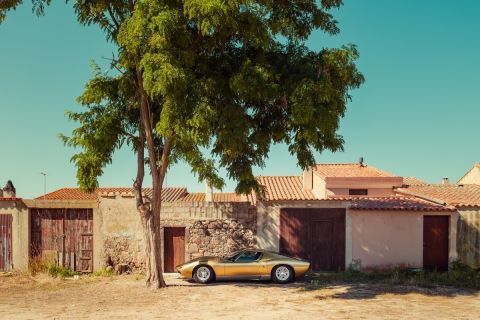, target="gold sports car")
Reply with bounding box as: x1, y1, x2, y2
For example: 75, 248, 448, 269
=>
176, 249, 310, 284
